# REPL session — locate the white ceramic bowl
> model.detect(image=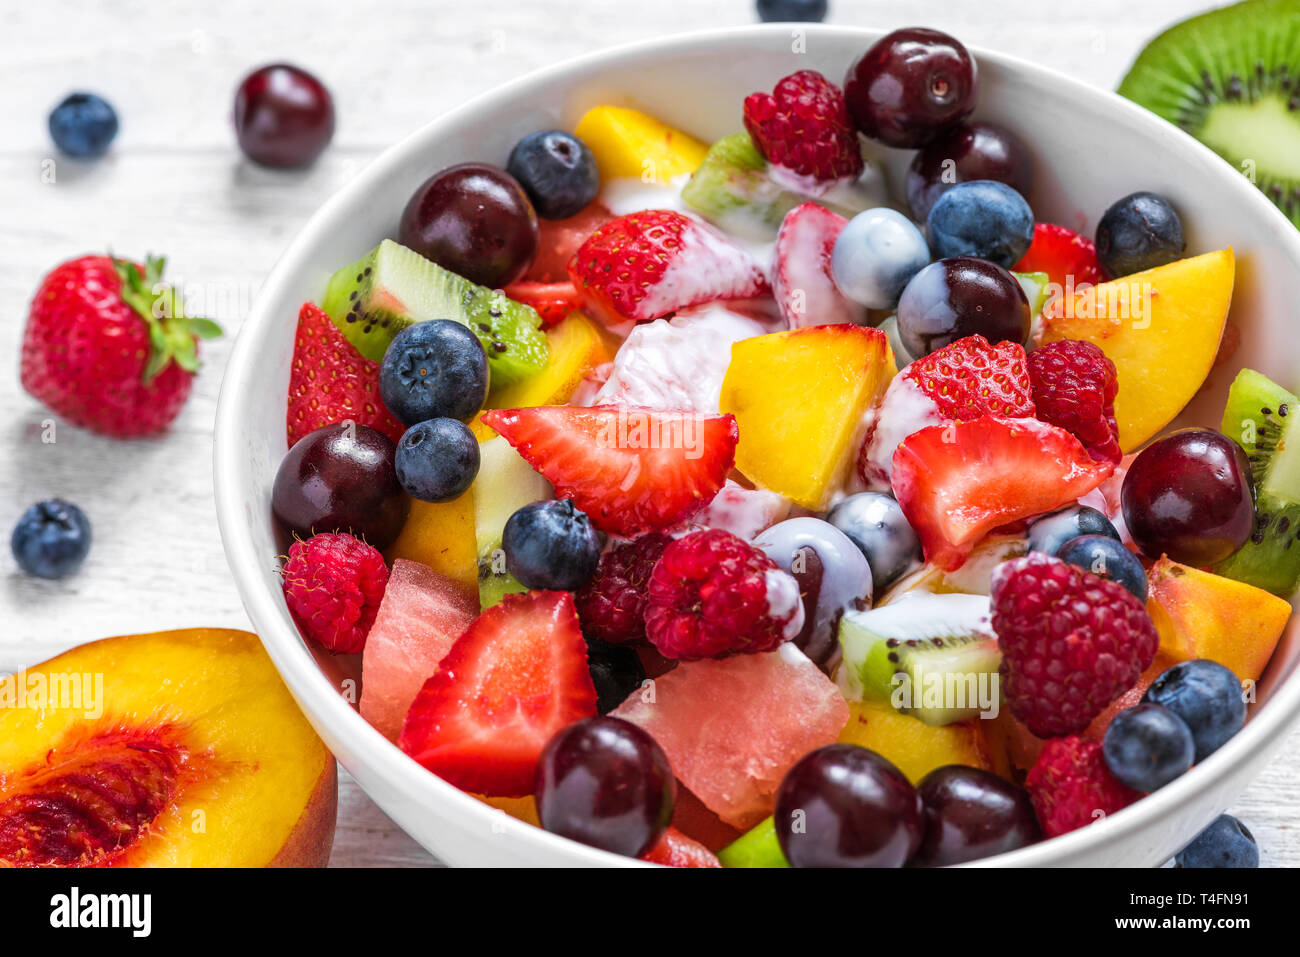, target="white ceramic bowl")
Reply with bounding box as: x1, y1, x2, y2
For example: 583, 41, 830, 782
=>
215, 24, 1300, 867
